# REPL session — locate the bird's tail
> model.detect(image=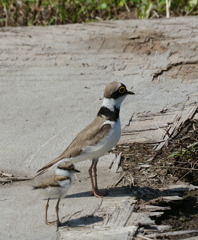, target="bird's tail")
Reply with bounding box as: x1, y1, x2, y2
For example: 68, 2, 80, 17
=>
33, 168, 51, 179
34, 156, 66, 178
